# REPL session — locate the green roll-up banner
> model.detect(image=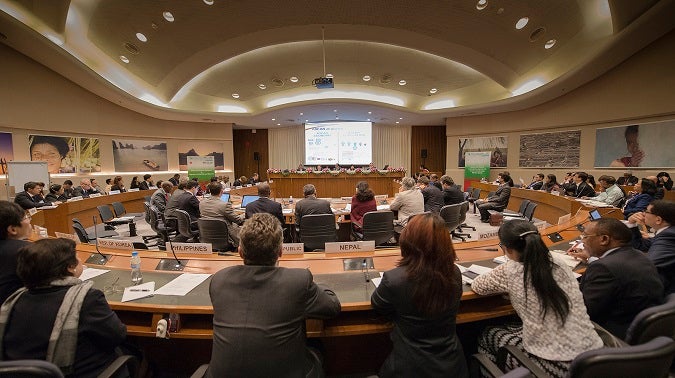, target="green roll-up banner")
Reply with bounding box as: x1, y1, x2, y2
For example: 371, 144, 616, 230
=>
464, 151, 490, 190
